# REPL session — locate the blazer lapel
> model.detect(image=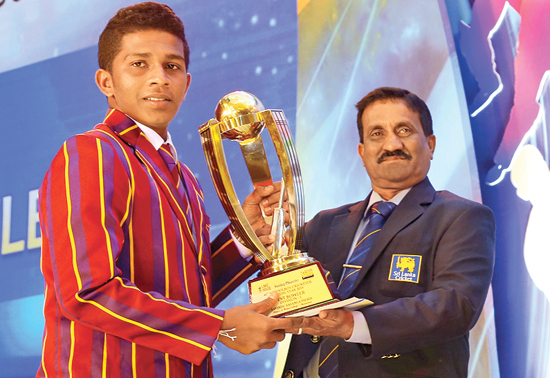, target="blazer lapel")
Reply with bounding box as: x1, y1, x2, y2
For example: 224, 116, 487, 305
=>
103, 109, 198, 256
326, 199, 369, 283
347, 178, 436, 296
179, 163, 206, 254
